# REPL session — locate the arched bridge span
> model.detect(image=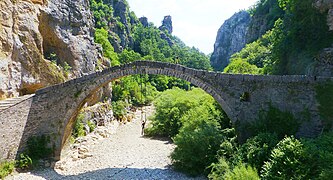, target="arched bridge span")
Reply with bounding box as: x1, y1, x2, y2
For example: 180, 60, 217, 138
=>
0, 60, 332, 161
